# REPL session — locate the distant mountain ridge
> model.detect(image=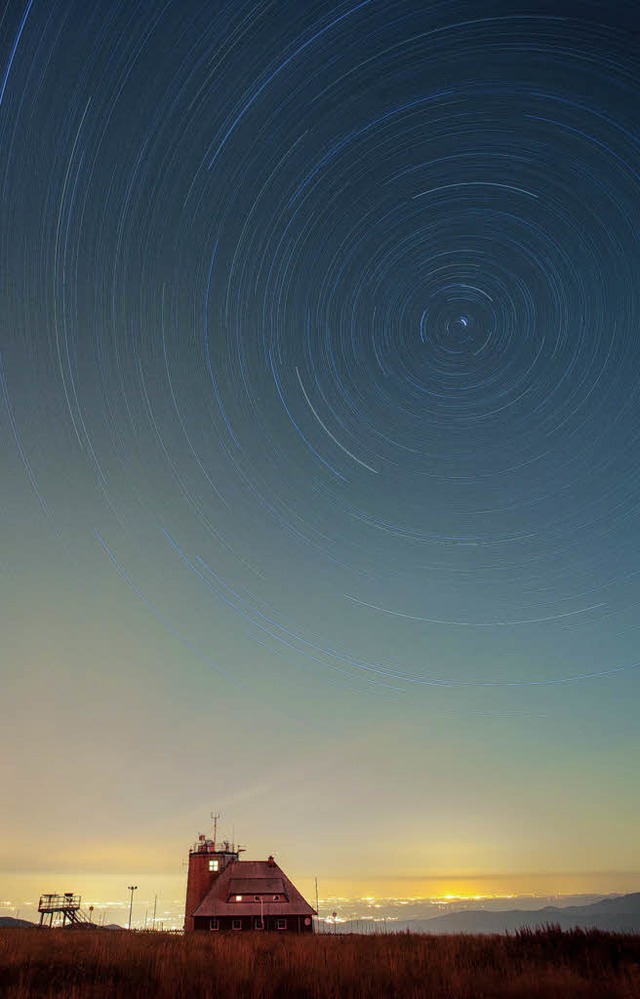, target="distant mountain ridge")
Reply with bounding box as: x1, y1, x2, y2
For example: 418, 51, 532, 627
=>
336, 893, 640, 935
0, 916, 124, 930
4, 894, 640, 935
